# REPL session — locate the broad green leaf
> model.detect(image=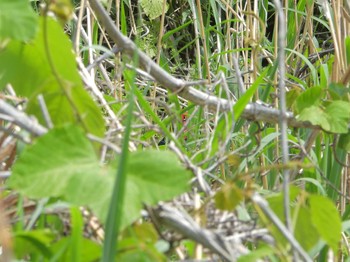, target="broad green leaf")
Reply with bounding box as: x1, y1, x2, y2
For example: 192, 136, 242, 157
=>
214, 182, 244, 211
126, 150, 190, 206
140, 0, 168, 20
296, 106, 329, 130
296, 101, 350, 133
8, 125, 111, 202
324, 101, 350, 133
0, 0, 38, 41
0, 17, 104, 137
295, 86, 323, 114
9, 125, 190, 229
309, 195, 341, 252
294, 206, 319, 251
